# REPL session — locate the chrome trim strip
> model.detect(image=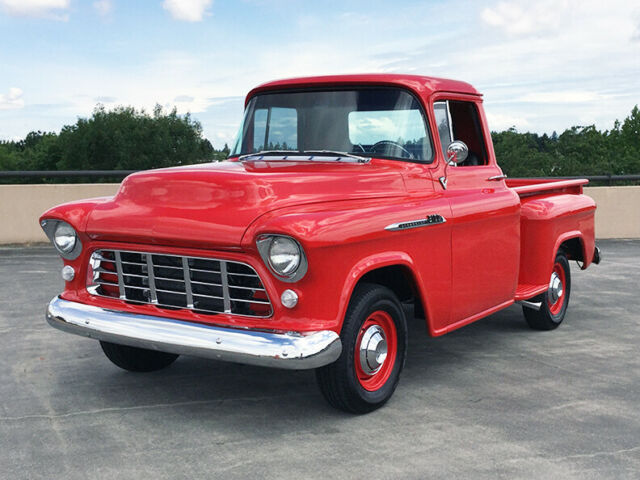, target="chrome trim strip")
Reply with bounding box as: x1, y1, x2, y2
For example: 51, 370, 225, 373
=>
46, 297, 342, 370
385, 214, 447, 231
